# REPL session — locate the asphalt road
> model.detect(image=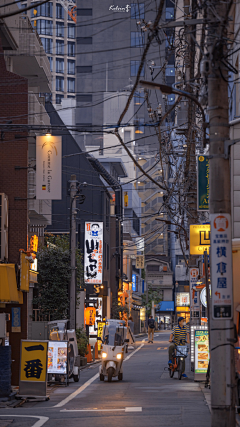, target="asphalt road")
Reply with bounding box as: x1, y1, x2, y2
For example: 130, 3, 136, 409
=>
0, 332, 211, 427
